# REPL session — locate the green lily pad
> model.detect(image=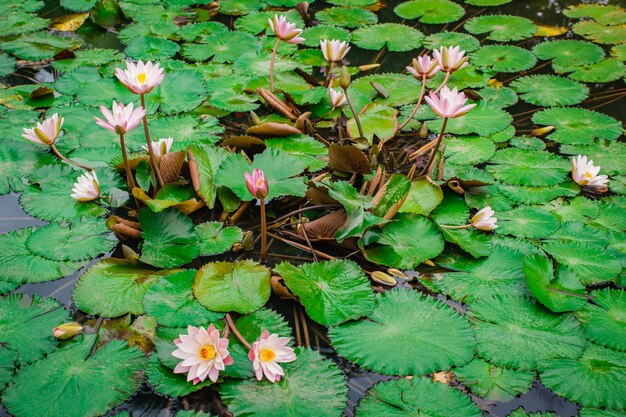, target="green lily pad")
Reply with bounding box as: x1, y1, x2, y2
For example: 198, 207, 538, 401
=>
352, 23, 424, 52
486, 148, 569, 187
532, 107, 622, 145
554, 58, 625, 83
146, 70, 208, 115
182, 32, 261, 63
0, 141, 54, 195
399, 176, 443, 216
0, 53, 16, 77
143, 269, 224, 328
472, 45, 537, 73
60, 0, 96, 11
3, 336, 145, 417
2, 33, 83, 61
72, 259, 166, 317
0, 13, 49, 37
220, 348, 347, 417
394, 0, 465, 24
478, 86, 518, 108
454, 357, 535, 402
329, 289, 475, 375
235, 10, 303, 34
193, 260, 271, 314
532, 40, 605, 67
576, 289, 626, 352
465, 15, 537, 41
196, 221, 243, 256
496, 206, 560, 239
52, 49, 124, 74
300, 25, 351, 48
346, 104, 398, 144
360, 213, 445, 269
125, 36, 180, 60
274, 259, 375, 326
187, 145, 230, 208
146, 354, 212, 397
0, 294, 70, 365
423, 31, 481, 52
564, 4, 626, 25
444, 135, 496, 165
539, 343, 626, 409
511, 75, 588, 107
356, 377, 482, 417
264, 135, 328, 172
573, 20, 626, 45
429, 104, 513, 137
542, 241, 621, 285
467, 294, 586, 371
315, 6, 378, 28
